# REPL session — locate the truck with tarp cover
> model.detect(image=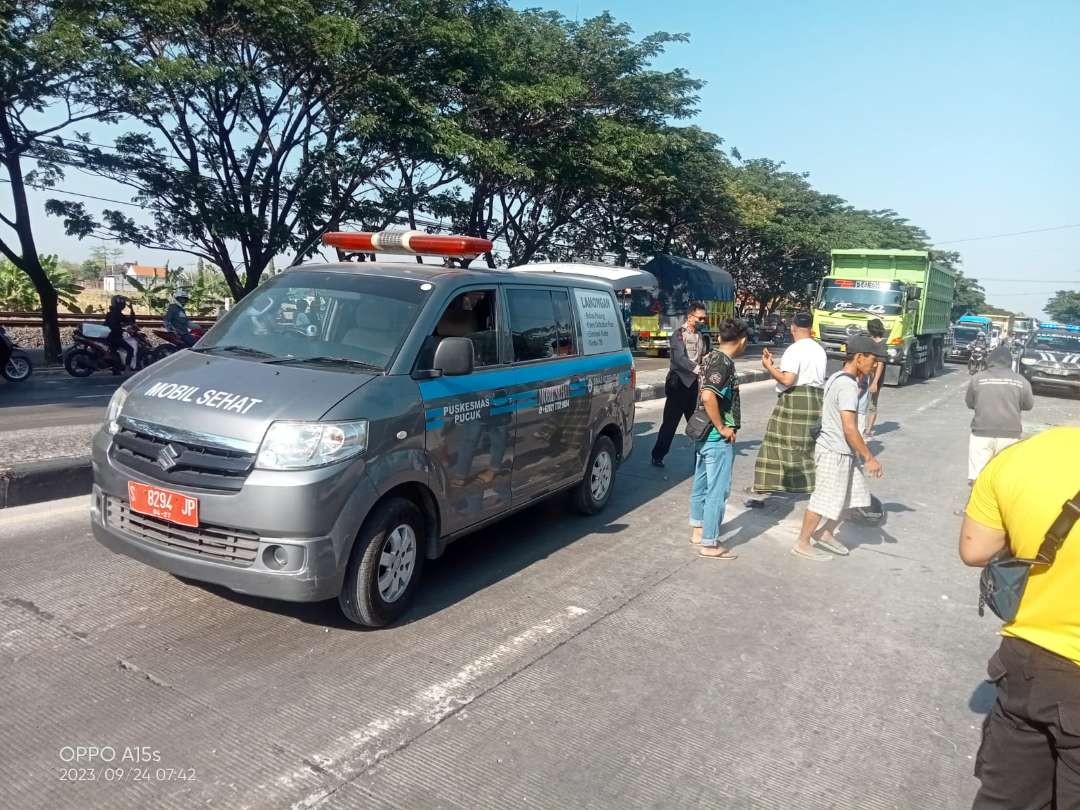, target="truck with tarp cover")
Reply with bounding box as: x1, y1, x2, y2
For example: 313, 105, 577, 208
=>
630, 255, 735, 355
